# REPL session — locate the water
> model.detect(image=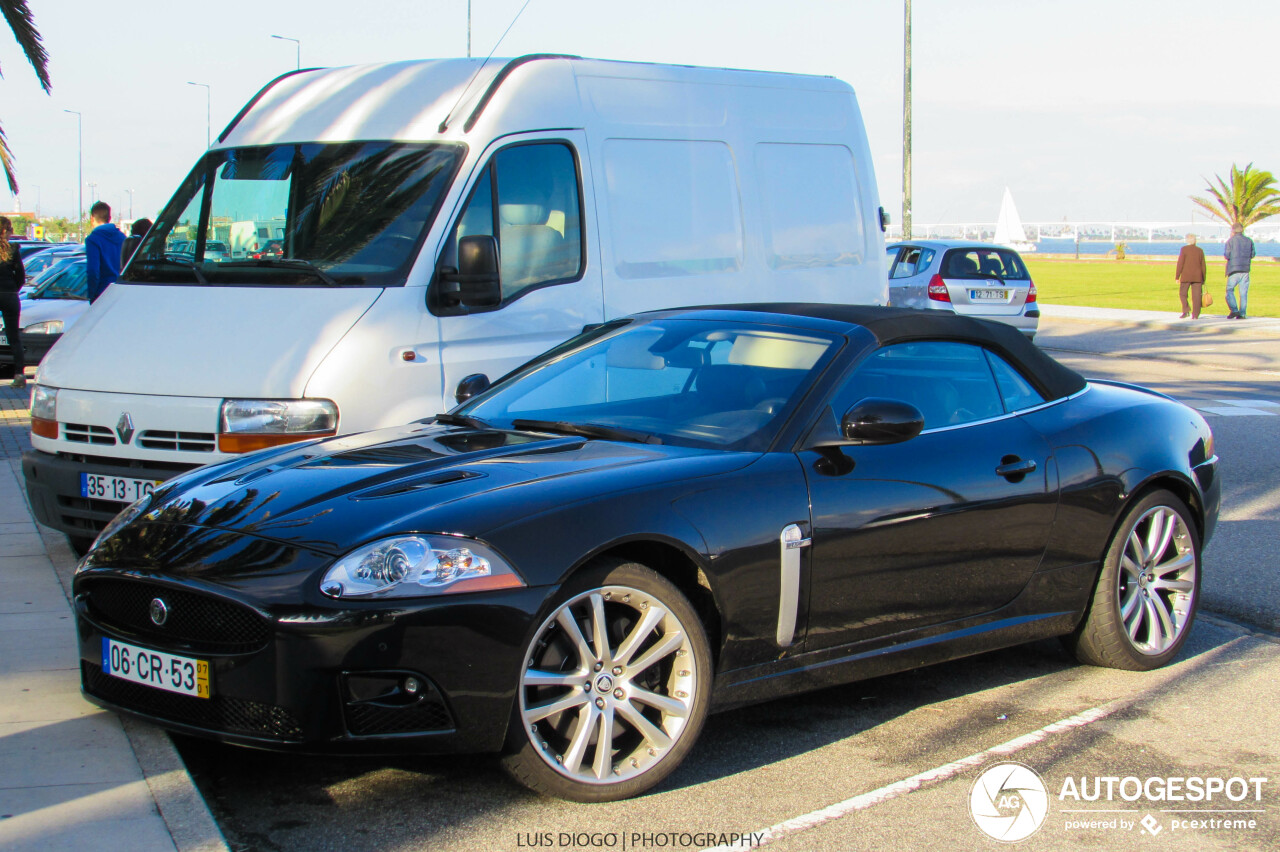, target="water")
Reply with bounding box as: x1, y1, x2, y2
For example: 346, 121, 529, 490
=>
1034, 238, 1280, 258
